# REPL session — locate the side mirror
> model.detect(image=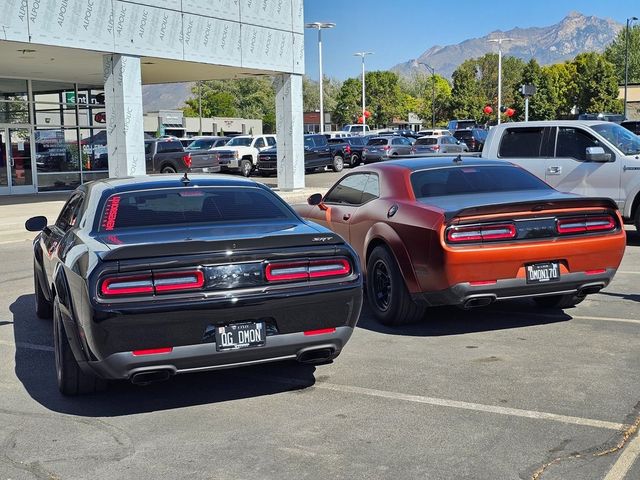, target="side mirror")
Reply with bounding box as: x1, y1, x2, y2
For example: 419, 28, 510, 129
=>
25, 216, 48, 232
307, 193, 323, 206
585, 146, 612, 162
